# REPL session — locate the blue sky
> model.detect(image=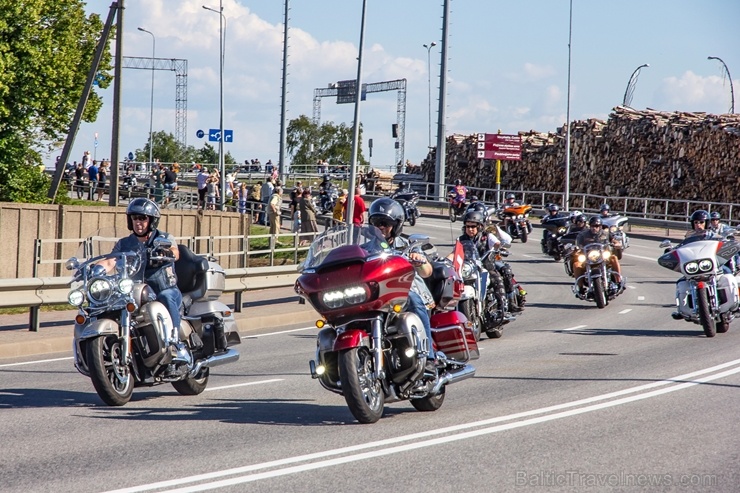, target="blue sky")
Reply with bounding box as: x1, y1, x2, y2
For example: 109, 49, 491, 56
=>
54, 0, 739, 172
